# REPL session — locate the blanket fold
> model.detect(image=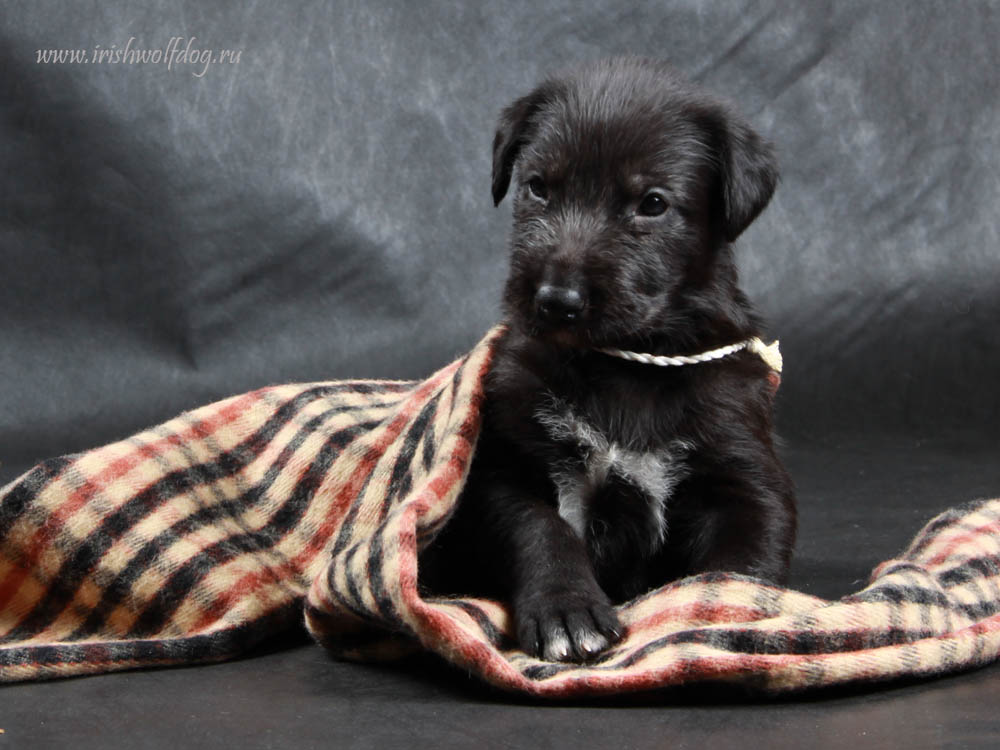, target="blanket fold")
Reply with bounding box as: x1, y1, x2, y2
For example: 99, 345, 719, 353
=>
2, 327, 999, 696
